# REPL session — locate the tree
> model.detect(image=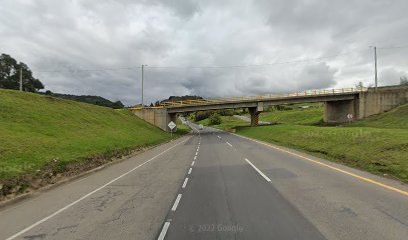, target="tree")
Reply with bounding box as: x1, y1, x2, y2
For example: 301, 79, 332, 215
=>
400, 76, 408, 86
0, 53, 44, 92
356, 81, 364, 89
